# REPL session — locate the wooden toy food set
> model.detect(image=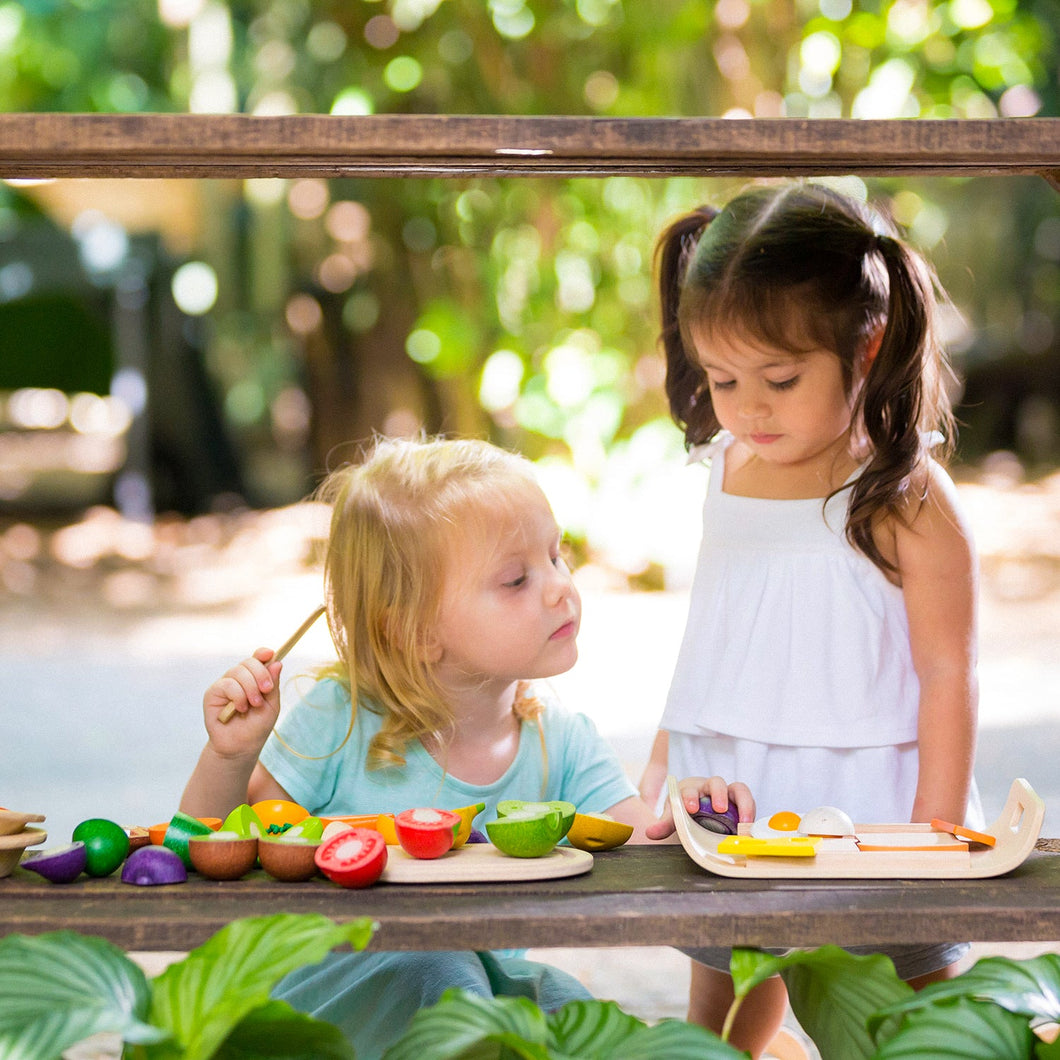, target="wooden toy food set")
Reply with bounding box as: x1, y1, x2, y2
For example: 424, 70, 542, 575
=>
668, 776, 1044, 879
4, 798, 627, 888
